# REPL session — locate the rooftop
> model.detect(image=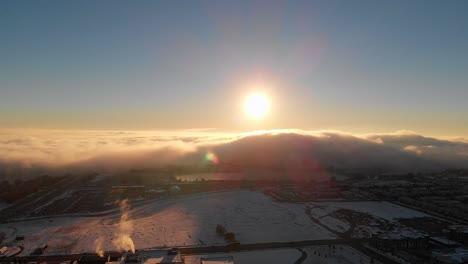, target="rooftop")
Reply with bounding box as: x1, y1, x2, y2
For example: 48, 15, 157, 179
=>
200, 256, 235, 264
